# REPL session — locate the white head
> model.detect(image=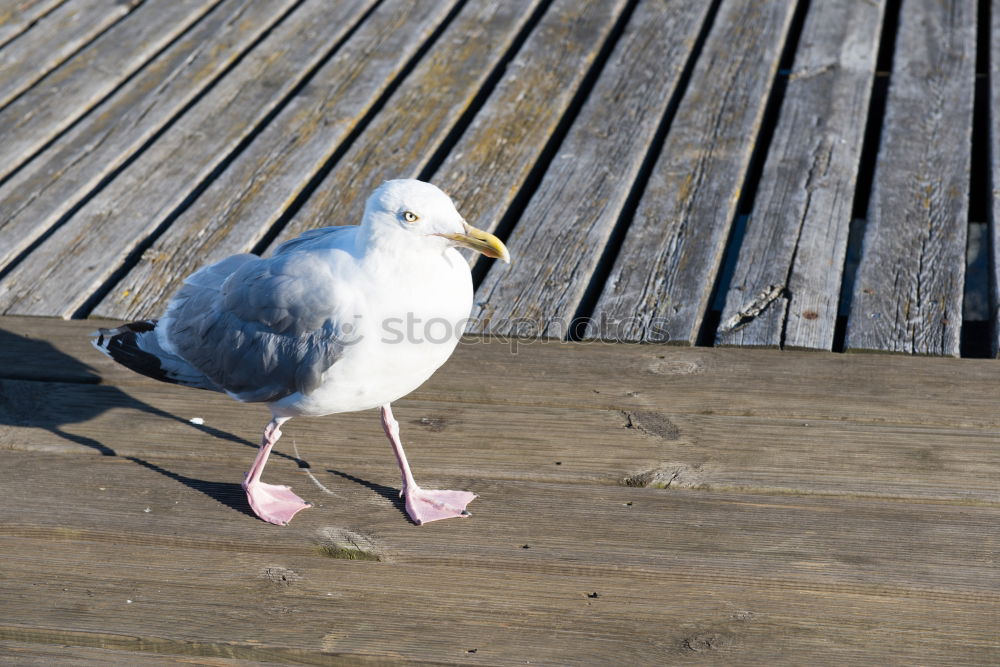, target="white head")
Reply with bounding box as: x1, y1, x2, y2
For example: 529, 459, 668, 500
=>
362, 179, 509, 262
